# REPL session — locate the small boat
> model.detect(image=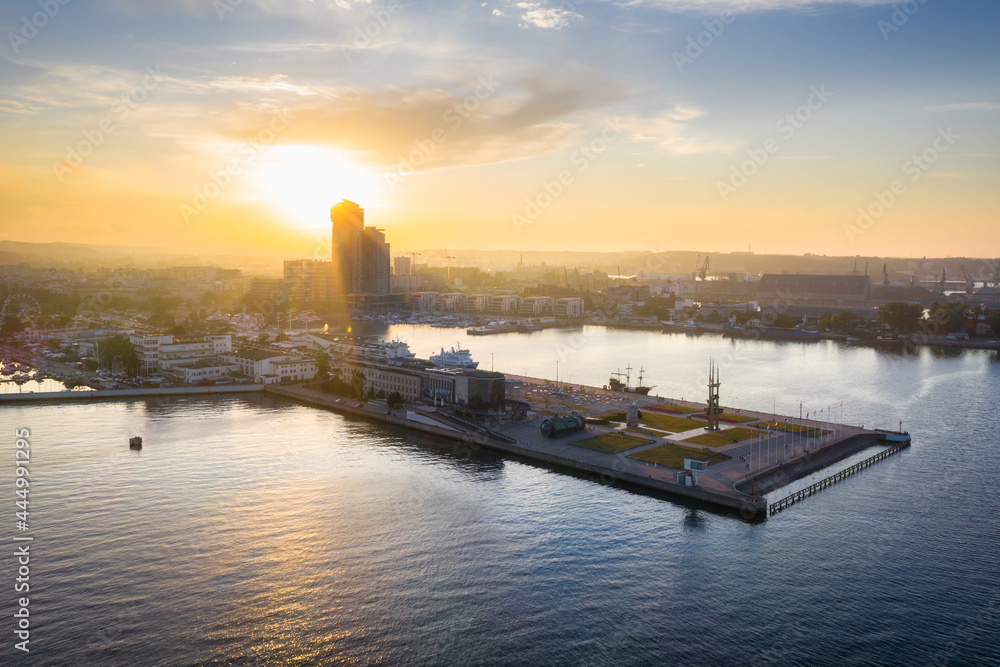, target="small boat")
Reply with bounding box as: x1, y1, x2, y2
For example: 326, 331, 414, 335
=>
129, 436, 142, 450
